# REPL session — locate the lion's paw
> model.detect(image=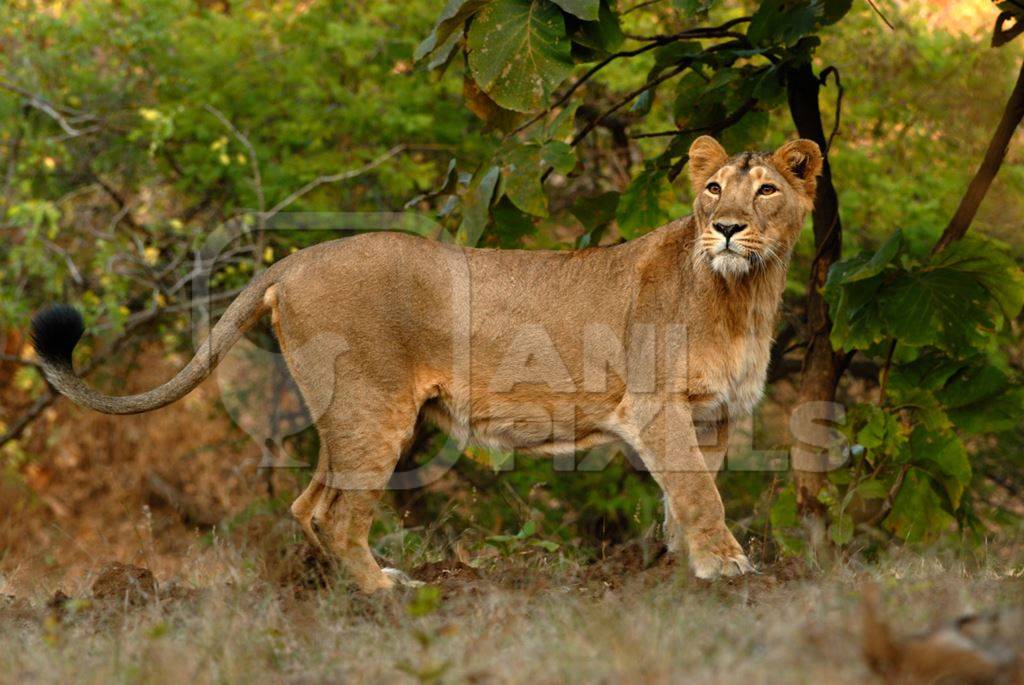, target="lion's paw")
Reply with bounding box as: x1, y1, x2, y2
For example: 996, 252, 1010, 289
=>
381, 567, 425, 588
687, 528, 756, 580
